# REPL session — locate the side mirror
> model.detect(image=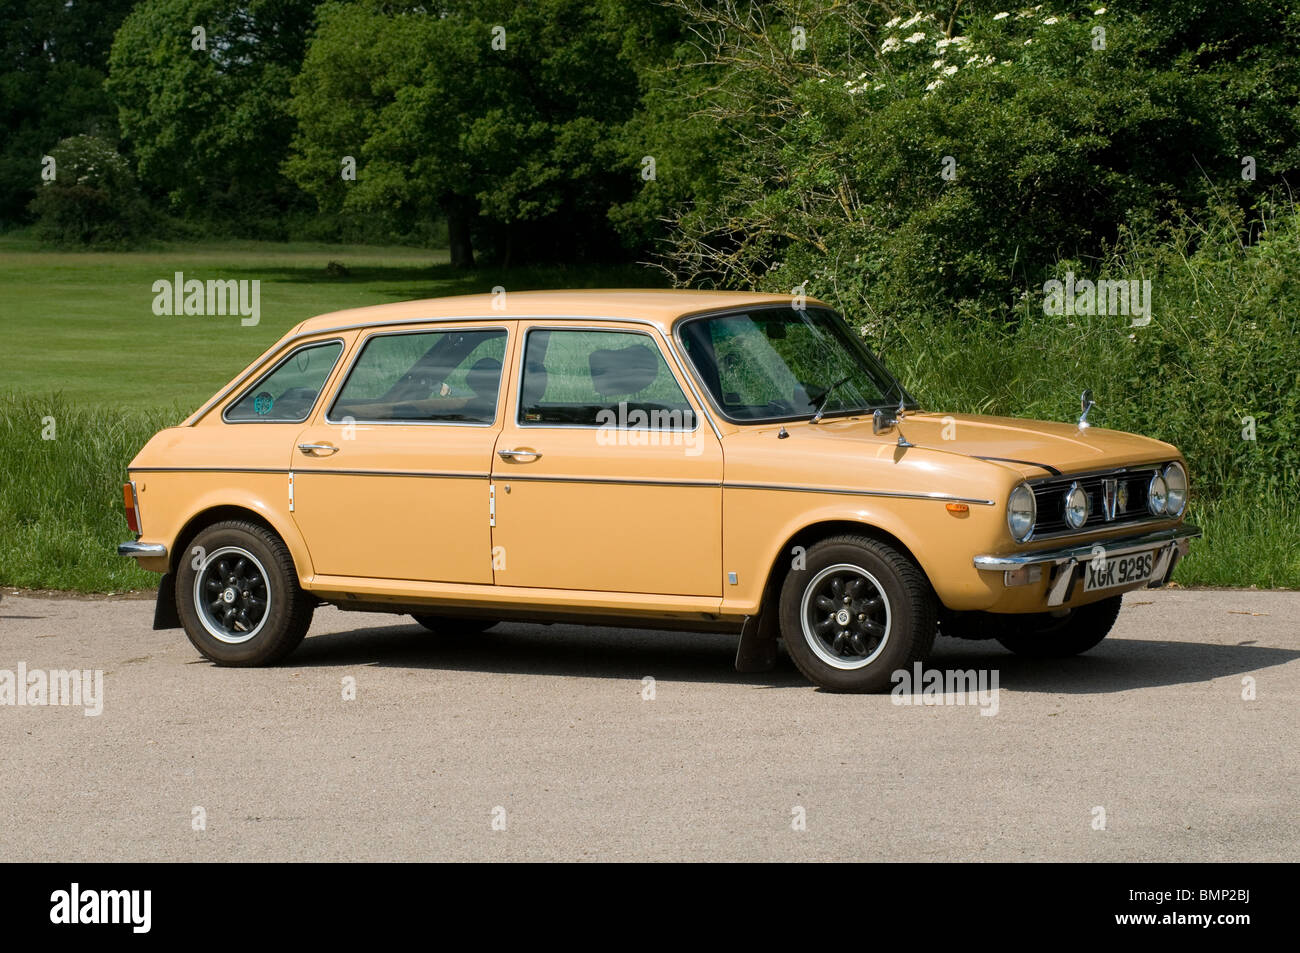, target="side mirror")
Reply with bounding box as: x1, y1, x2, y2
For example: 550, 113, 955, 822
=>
873, 408, 897, 434
1078, 389, 1096, 429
